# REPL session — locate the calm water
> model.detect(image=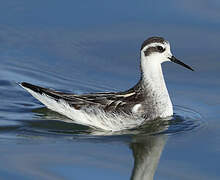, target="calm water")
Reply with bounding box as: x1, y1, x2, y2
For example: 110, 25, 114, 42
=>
0, 0, 220, 179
